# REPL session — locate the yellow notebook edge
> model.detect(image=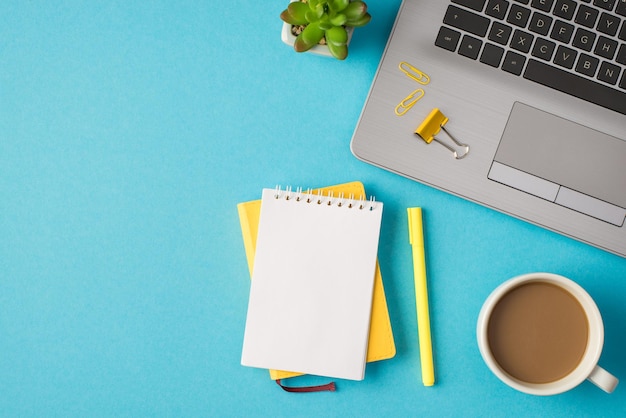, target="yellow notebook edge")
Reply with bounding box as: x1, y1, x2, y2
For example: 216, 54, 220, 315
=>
237, 181, 396, 381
